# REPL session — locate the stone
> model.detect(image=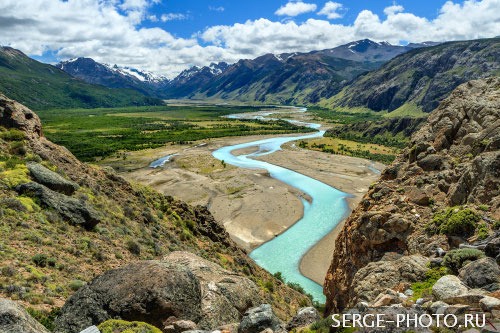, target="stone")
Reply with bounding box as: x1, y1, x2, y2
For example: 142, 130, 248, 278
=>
479, 296, 500, 312
459, 257, 500, 292
444, 292, 487, 305
164, 320, 197, 333
432, 275, 469, 301
406, 188, 430, 205
429, 301, 448, 314
417, 154, 445, 171
285, 307, 319, 331
16, 182, 100, 229
55, 252, 262, 333
238, 304, 283, 333
0, 298, 50, 333
352, 255, 429, 304
26, 162, 78, 195
485, 237, 500, 258
372, 294, 401, 307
